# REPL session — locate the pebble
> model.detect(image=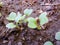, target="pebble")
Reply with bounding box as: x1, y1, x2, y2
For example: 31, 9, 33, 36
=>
3, 40, 8, 43
56, 41, 60, 45
37, 9, 43, 13
45, 3, 53, 11
8, 41, 11, 45
18, 42, 22, 45
8, 35, 15, 41
33, 41, 38, 45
